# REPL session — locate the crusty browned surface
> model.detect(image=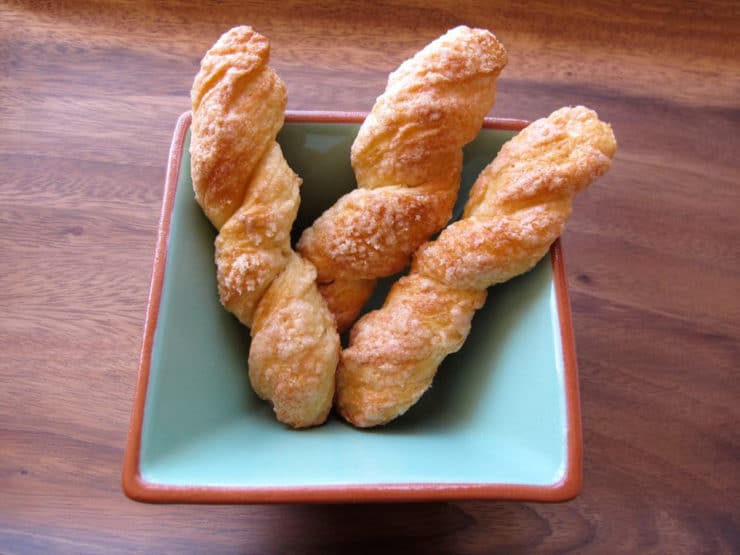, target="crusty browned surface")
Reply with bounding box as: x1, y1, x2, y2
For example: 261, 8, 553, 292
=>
2, 1, 738, 552
190, 26, 287, 230
215, 141, 300, 327
192, 26, 339, 428
249, 253, 339, 428
298, 25, 507, 331
339, 107, 617, 427
419, 106, 617, 289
